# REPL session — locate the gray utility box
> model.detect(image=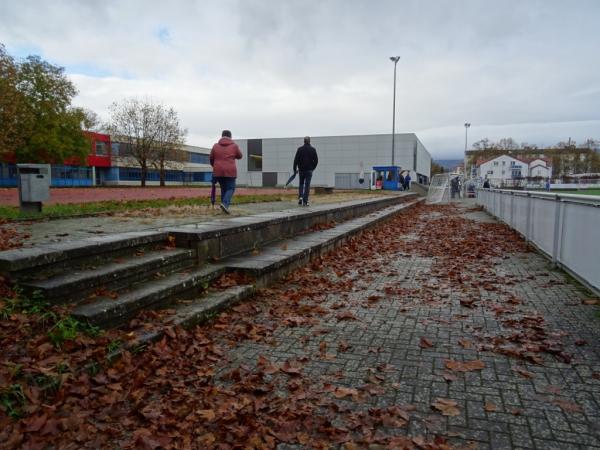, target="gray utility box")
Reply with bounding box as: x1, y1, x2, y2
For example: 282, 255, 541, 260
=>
17, 163, 51, 213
